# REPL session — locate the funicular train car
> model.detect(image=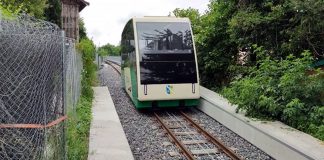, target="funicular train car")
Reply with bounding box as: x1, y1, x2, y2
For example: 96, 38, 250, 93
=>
121, 17, 200, 109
